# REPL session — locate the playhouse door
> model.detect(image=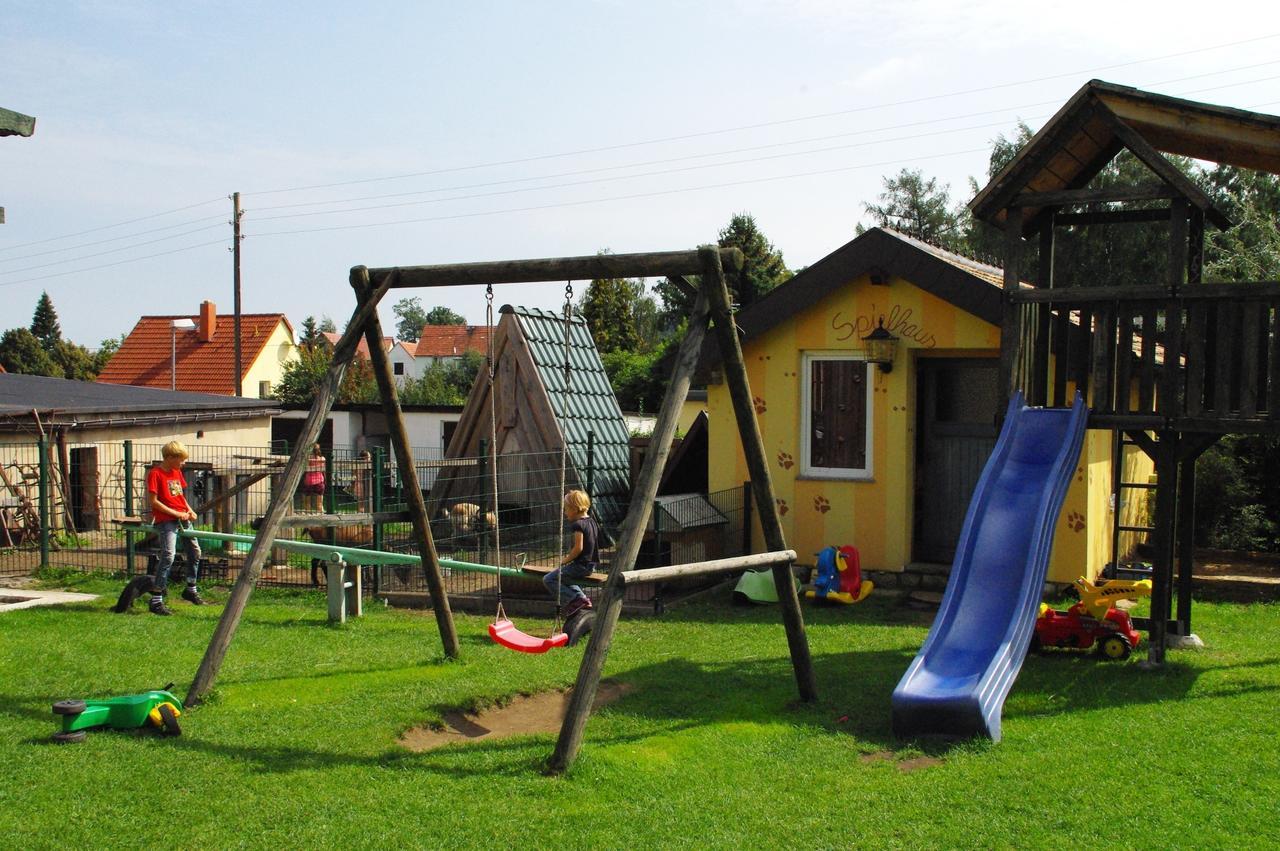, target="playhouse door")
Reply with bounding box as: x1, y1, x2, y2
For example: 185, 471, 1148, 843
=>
913, 358, 998, 564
